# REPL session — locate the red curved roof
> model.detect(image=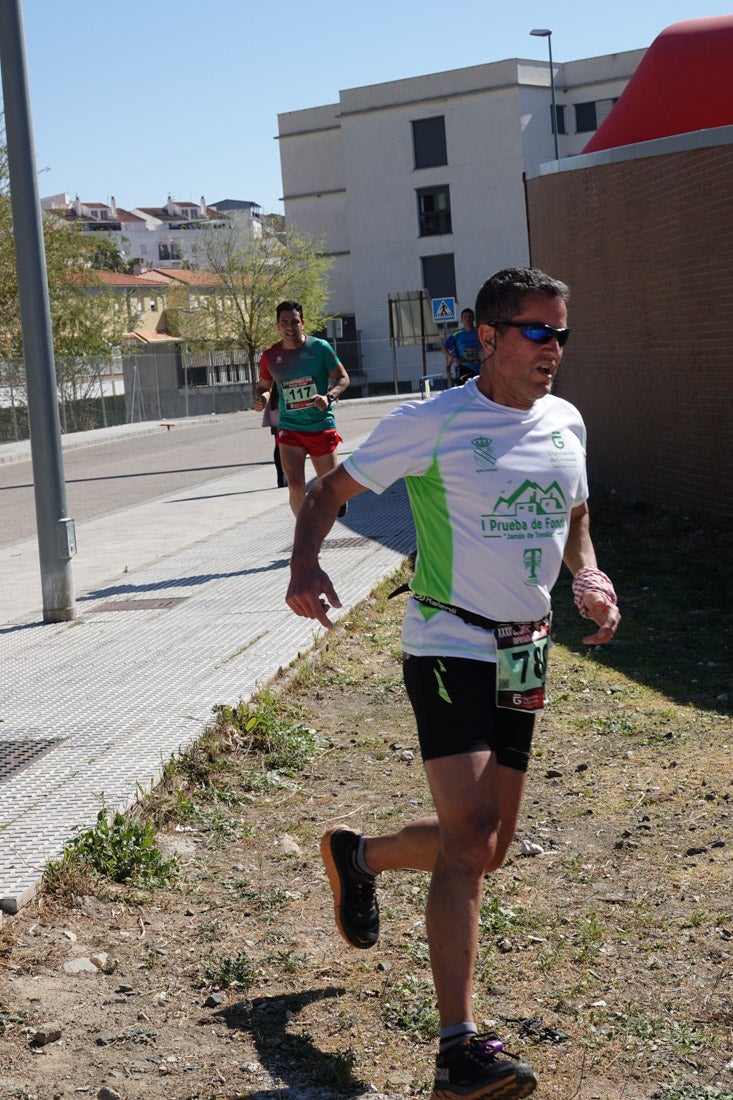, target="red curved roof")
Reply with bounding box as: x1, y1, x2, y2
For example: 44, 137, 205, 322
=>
582, 15, 733, 154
